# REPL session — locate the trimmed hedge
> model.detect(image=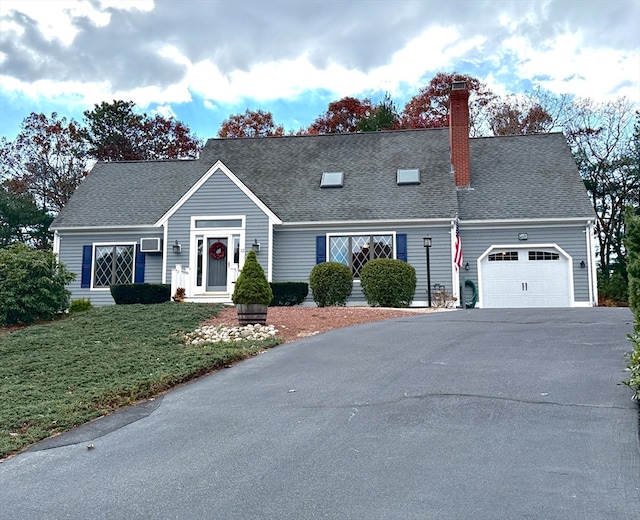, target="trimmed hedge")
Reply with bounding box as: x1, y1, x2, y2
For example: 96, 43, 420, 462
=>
110, 283, 171, 305
309, 262, 353, 307
360, 258, 416, 307
270, 282, 309, 306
